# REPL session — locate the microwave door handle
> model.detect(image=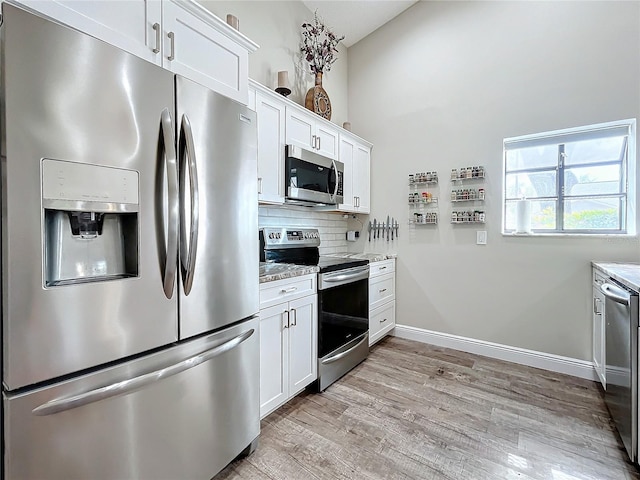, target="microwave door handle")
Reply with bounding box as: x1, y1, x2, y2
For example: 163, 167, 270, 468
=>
160, 108, 179, 299
179, 114, 200, 296
31, 329, 255, 416
331, 159, 339, 198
